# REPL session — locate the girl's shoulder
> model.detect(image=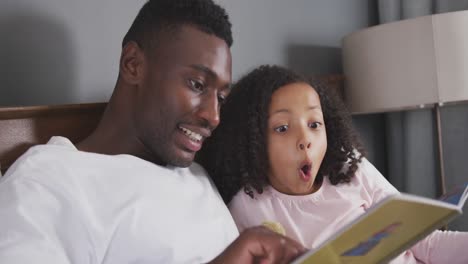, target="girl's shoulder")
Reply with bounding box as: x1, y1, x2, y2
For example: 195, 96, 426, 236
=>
227, 187, 276, 231
354, 158, 392, 186
229, 187, 272, 209
353, 158, 399, 203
